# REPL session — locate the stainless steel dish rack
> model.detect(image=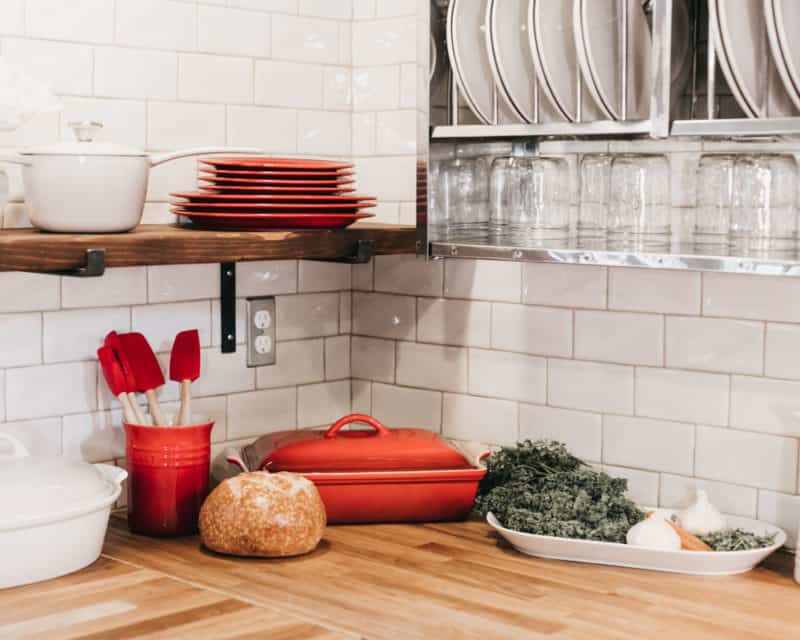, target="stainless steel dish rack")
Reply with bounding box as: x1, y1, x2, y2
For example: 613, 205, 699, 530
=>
417, 0, 800, 276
